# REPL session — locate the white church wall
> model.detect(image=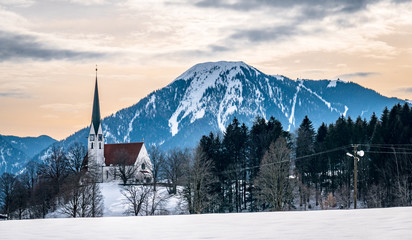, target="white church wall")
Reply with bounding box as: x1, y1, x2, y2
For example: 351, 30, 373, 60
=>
134, 144, 153, 184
